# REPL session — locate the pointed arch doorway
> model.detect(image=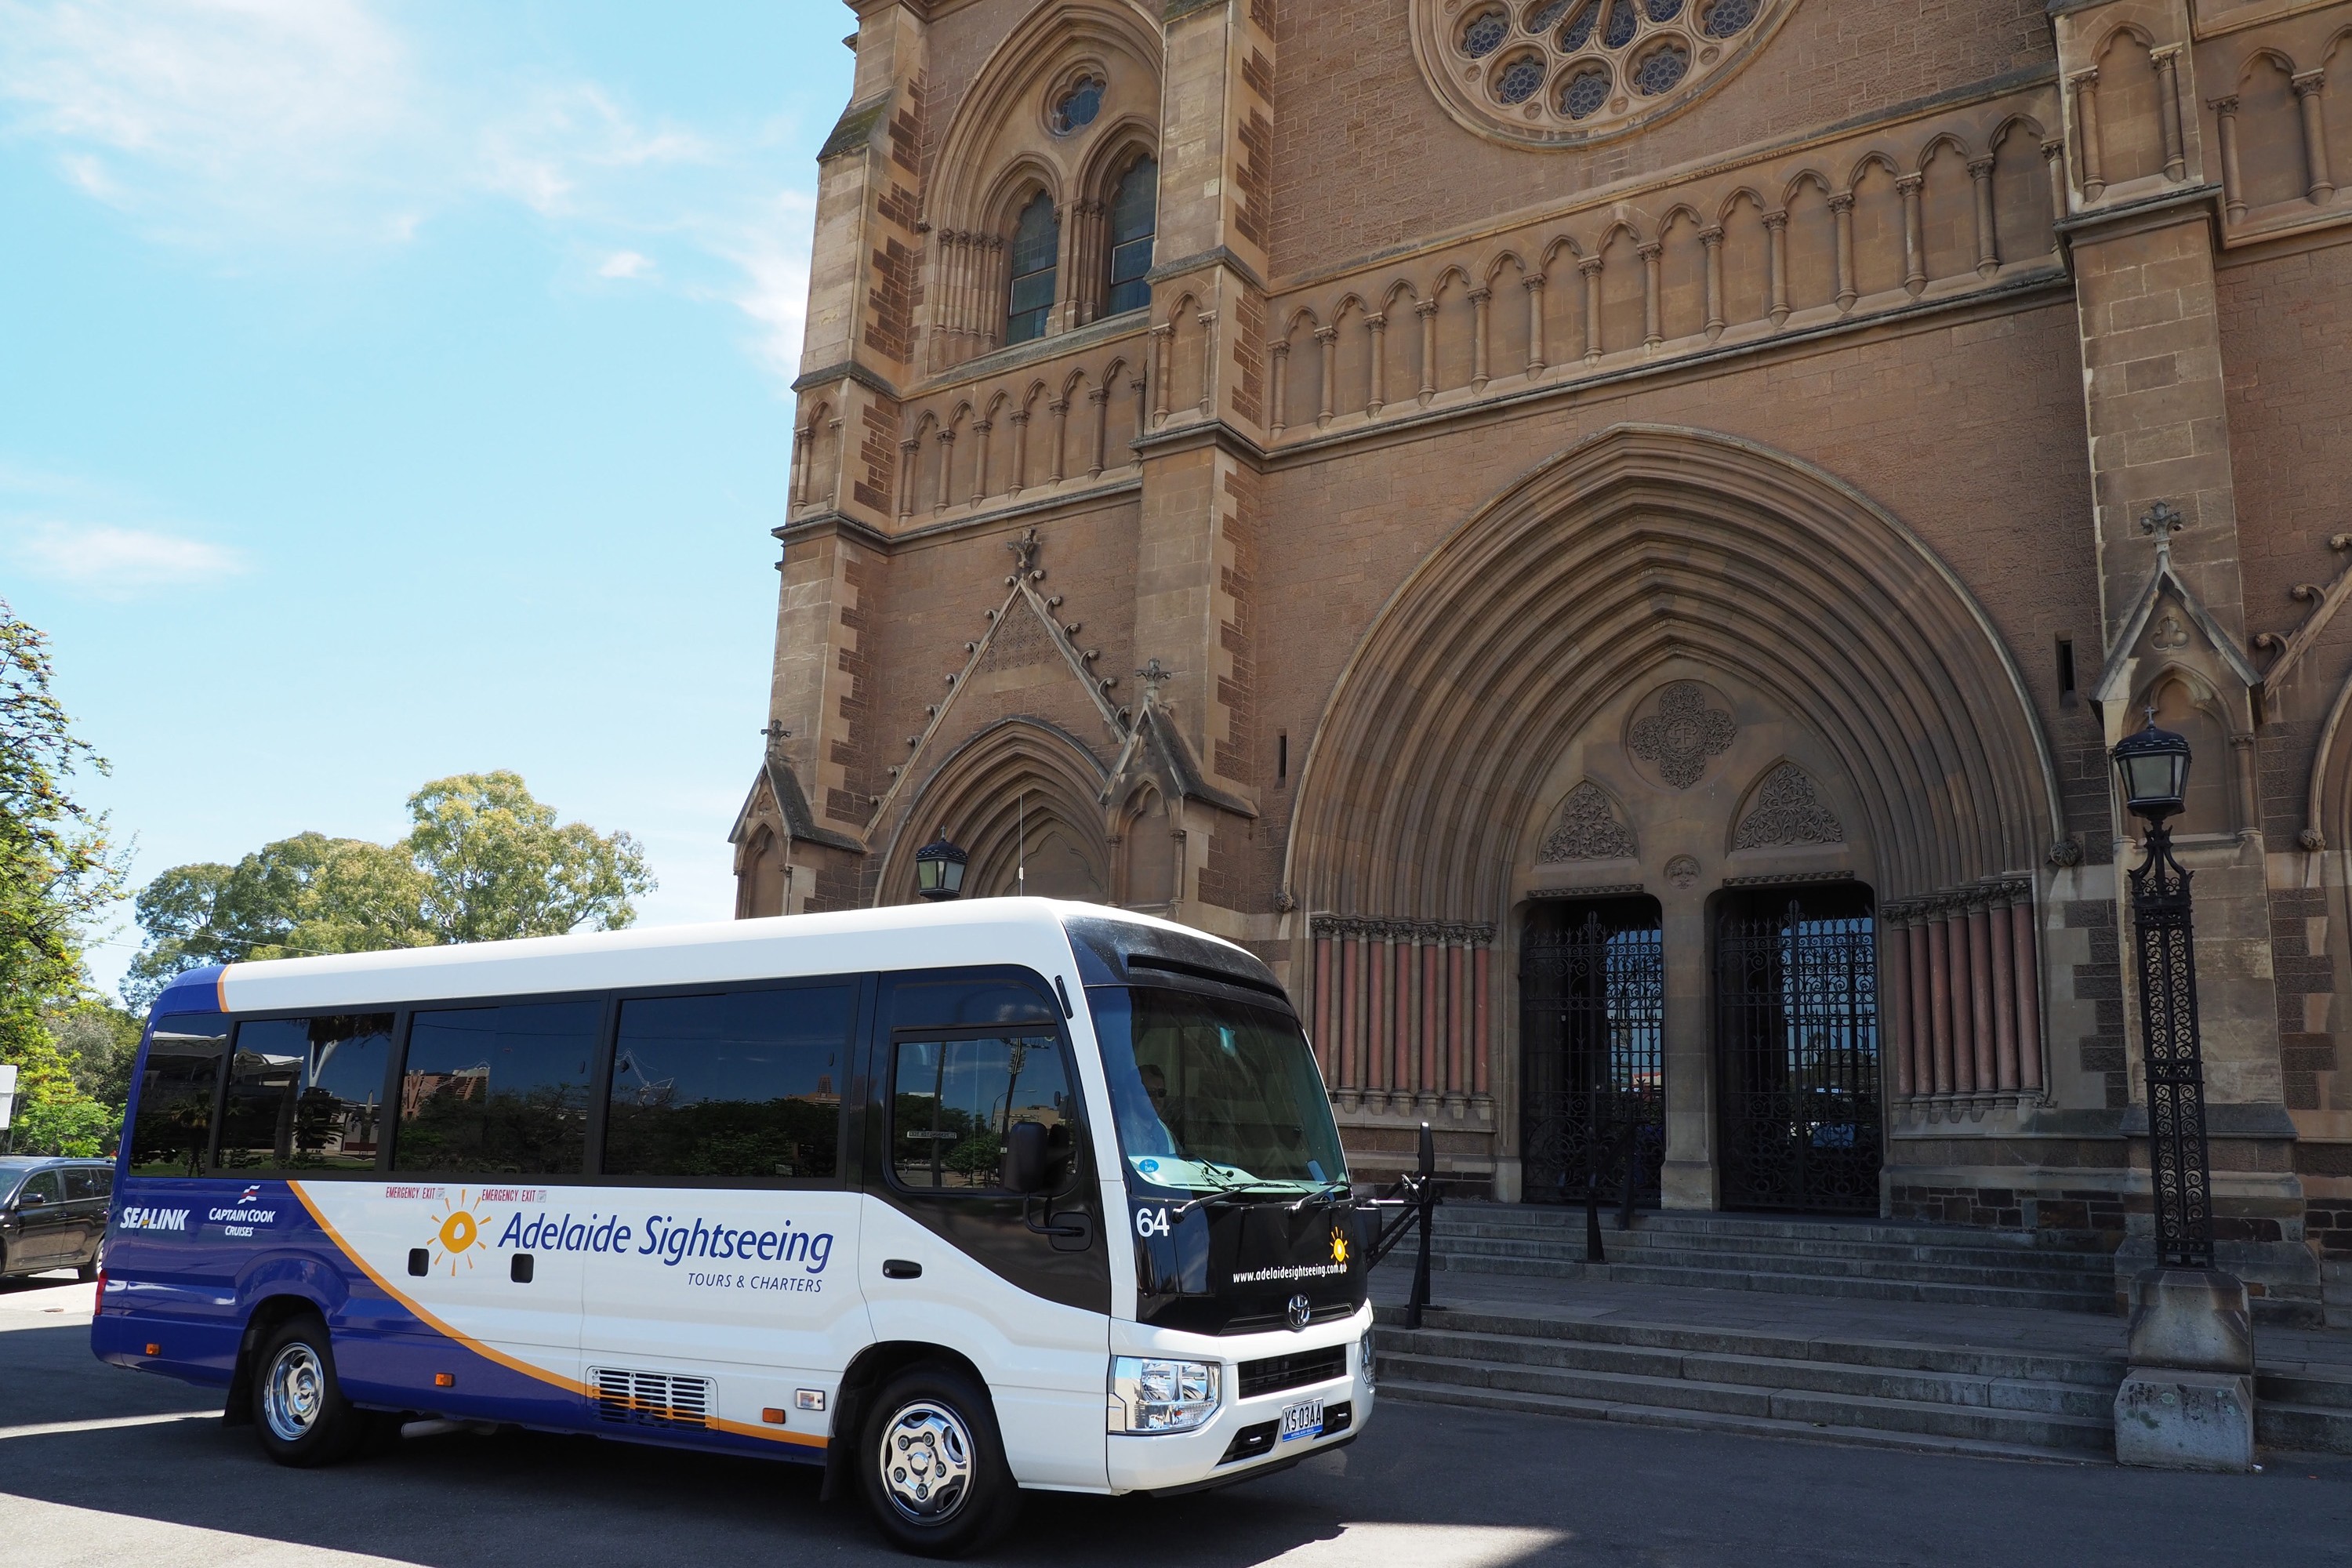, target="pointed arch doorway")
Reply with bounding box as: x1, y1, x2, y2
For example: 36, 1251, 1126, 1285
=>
1714, 882, 1882, 1214
1519, 895, 1667, 1207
